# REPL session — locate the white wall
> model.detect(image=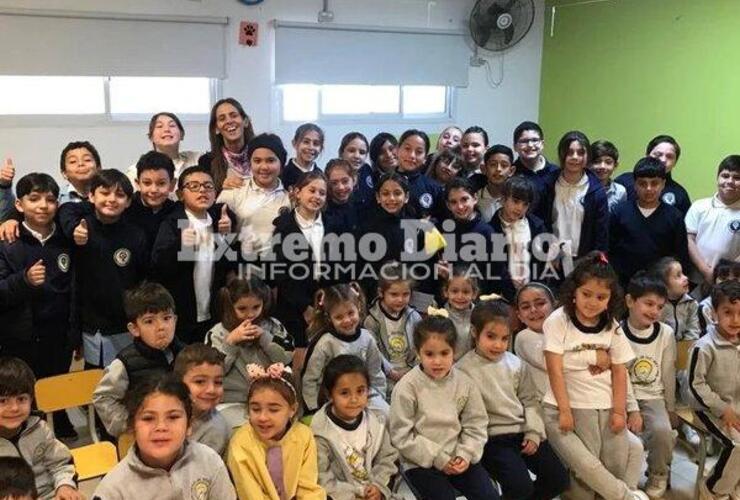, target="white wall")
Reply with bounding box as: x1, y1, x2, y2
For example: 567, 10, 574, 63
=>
0, 0, 544, 178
